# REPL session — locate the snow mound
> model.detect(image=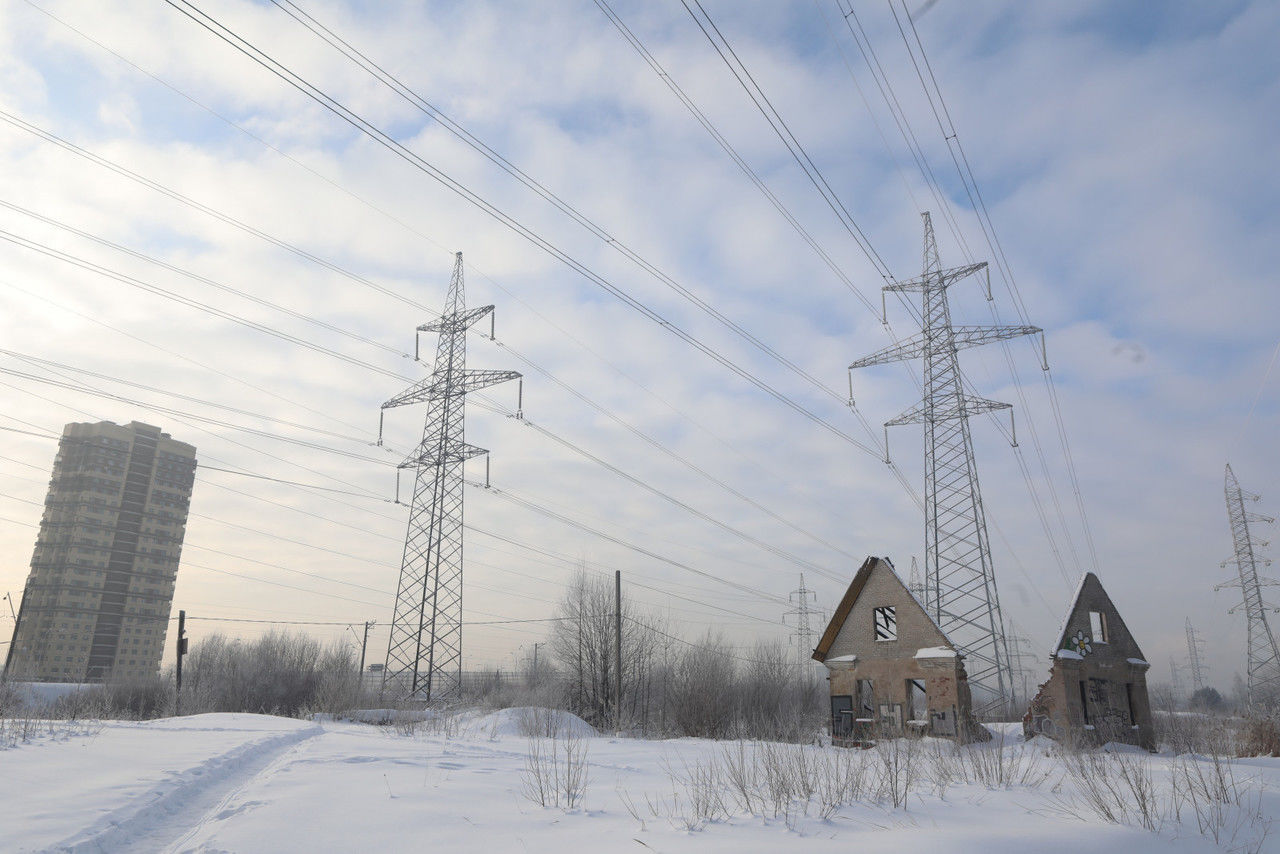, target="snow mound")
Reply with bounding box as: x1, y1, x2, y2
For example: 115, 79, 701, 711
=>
467, 707, 596, 739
